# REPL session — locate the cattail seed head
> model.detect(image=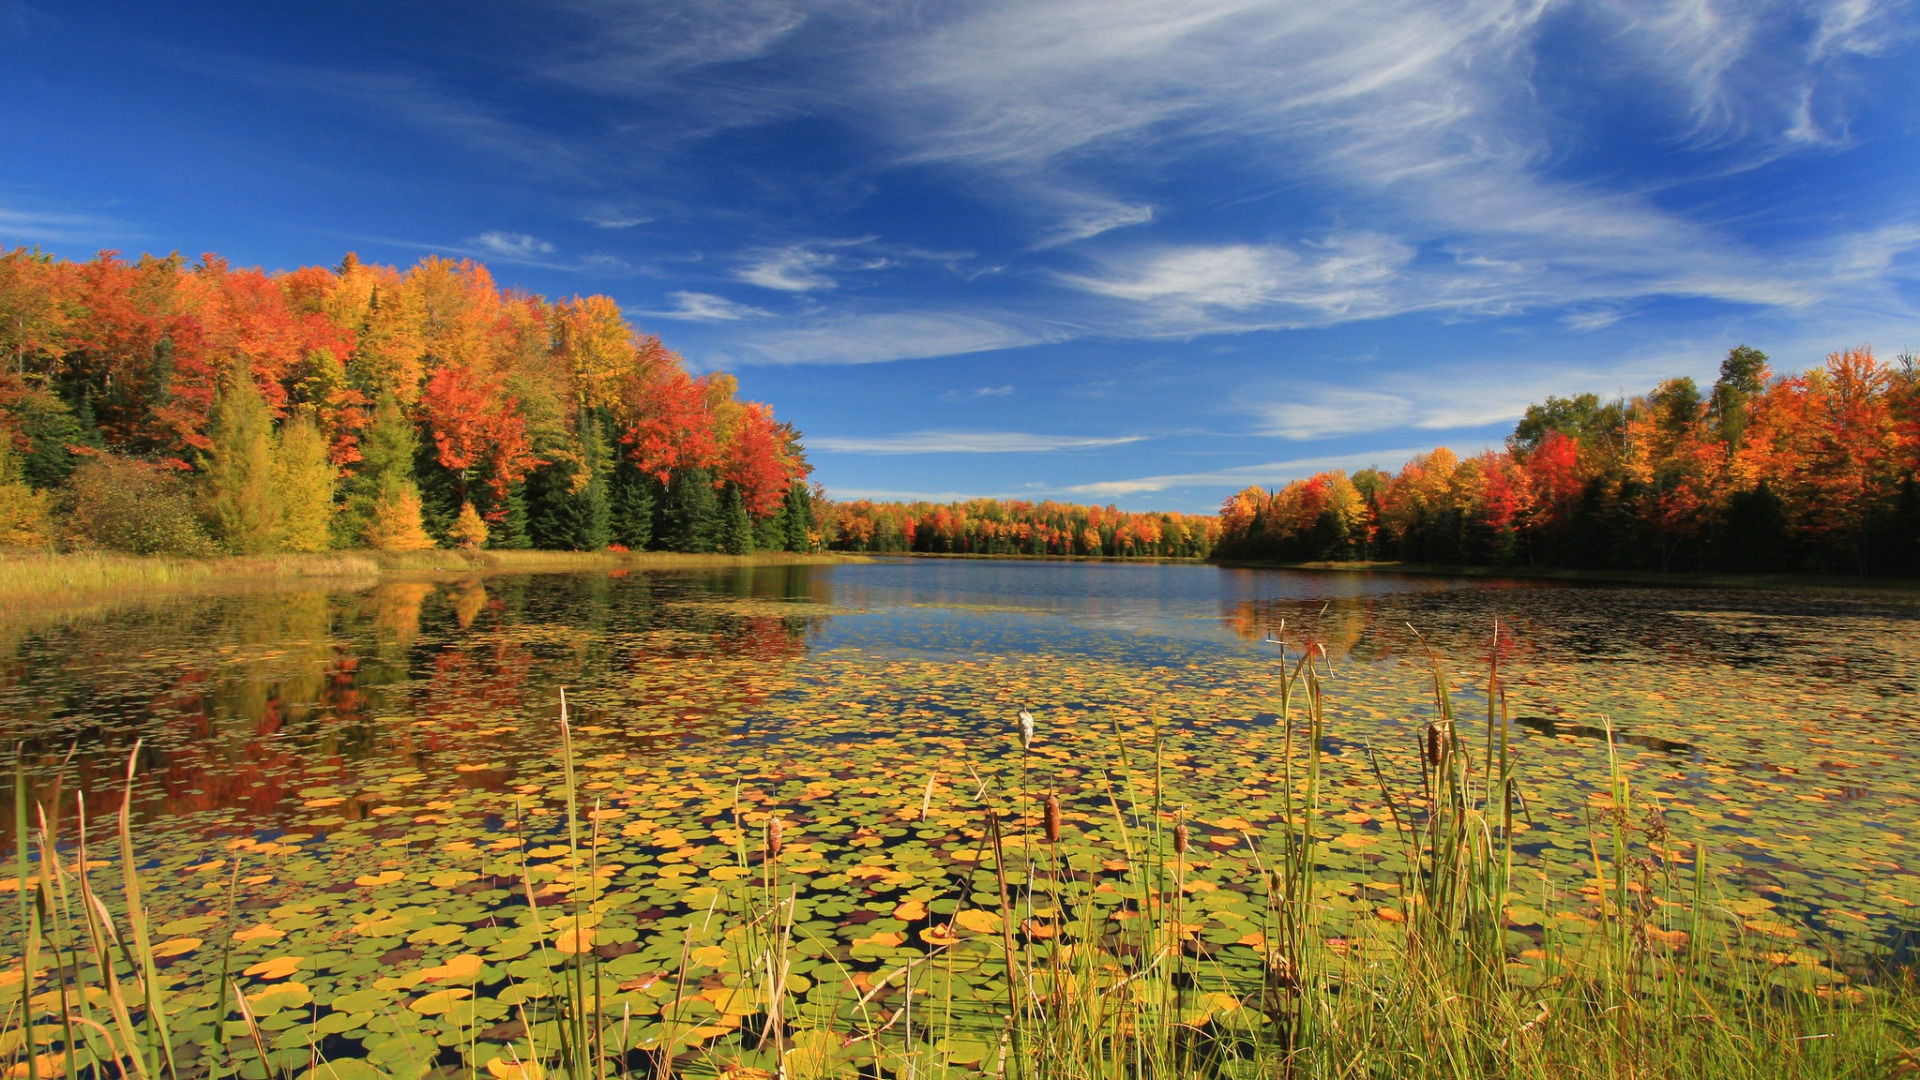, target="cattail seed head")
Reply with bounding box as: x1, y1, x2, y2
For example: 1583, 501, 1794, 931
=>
766, 816, 784, 860
1173, 822, 1190, 855
1018, 709, 1036, 752
1425, 724, 1445, 767
1043, 794, 1062, 844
